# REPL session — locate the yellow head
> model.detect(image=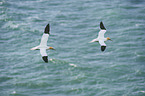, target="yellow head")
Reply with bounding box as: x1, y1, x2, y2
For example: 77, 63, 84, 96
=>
107, 37, 112, 41
49, 47, 55, 50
